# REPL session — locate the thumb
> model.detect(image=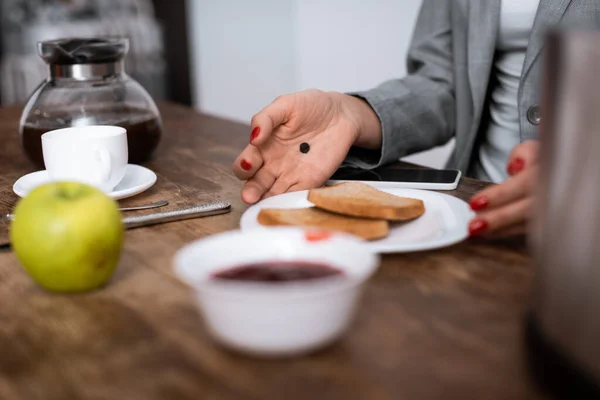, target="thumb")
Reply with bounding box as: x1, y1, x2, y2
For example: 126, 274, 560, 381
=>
249, 94, 293, 146
507, 140, 539, 176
